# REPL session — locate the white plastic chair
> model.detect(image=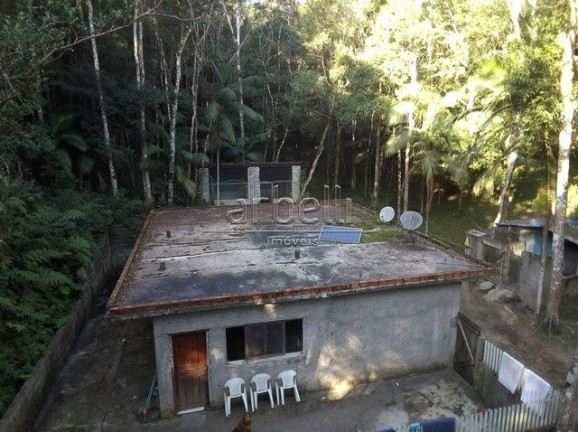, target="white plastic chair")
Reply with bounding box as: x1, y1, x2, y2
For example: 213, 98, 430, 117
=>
275, 369, 301, 405
223, 377, 249, 417
249, 373, 275, 411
